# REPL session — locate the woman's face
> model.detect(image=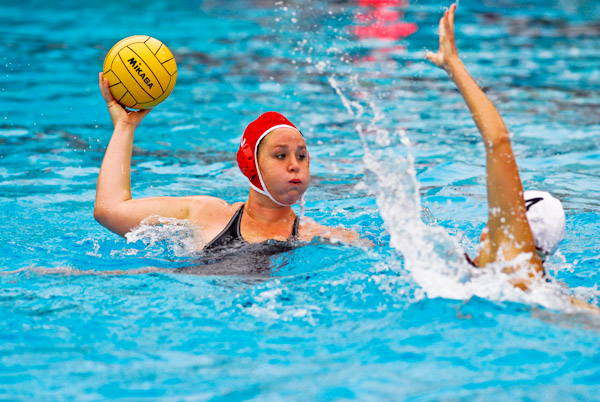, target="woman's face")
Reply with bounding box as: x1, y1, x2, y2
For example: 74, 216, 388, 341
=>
257, 127, 310, 205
